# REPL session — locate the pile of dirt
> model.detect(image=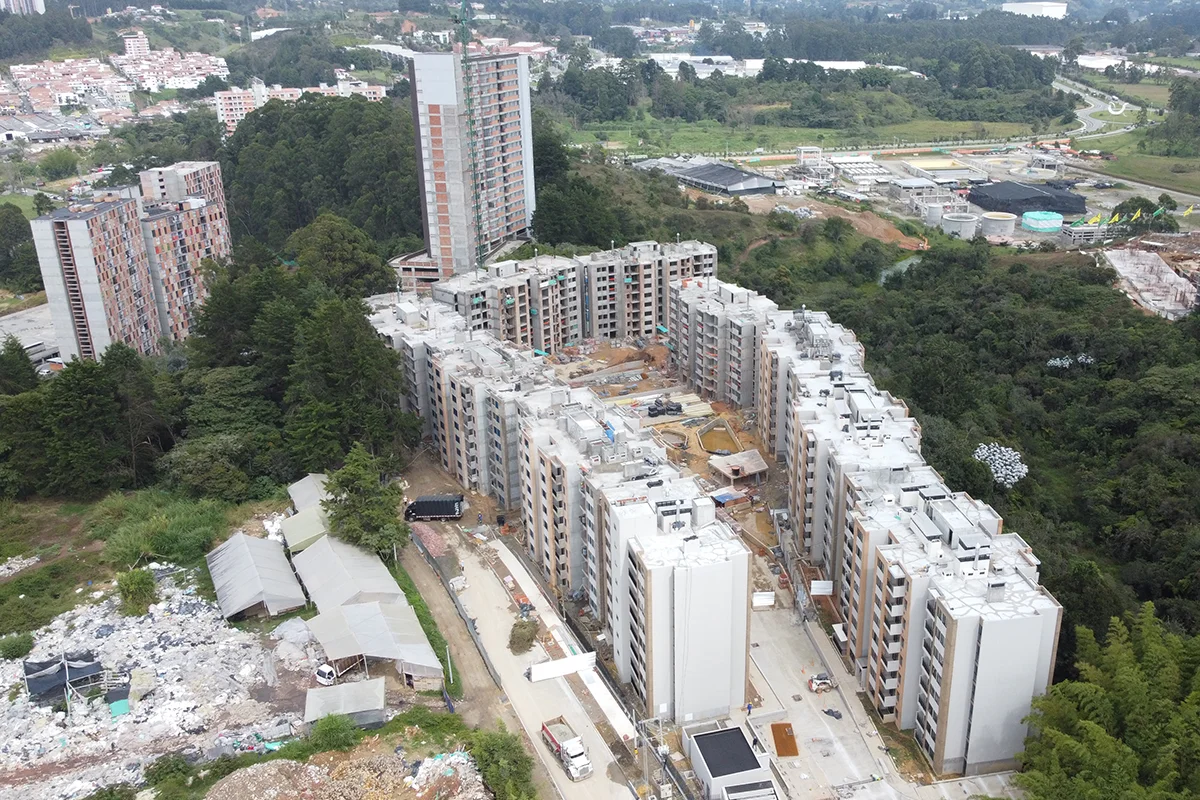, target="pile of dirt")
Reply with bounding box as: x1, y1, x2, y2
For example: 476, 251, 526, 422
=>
205, 760, 329, 800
